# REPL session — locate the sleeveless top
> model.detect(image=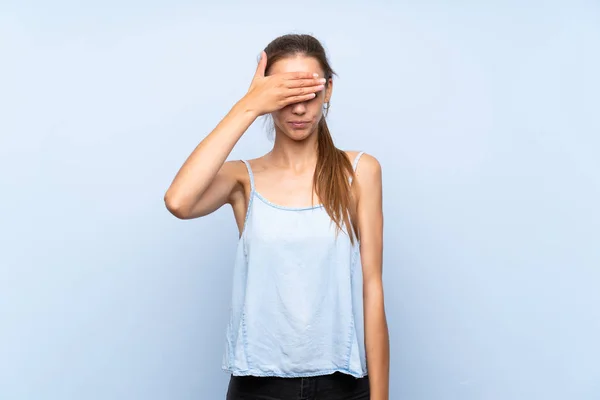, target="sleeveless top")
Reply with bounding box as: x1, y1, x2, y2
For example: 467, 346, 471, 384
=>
221, 152, 368, 378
